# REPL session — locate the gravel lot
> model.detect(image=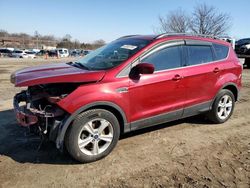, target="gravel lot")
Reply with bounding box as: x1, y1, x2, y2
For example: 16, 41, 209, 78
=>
0, 57, 249, 188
